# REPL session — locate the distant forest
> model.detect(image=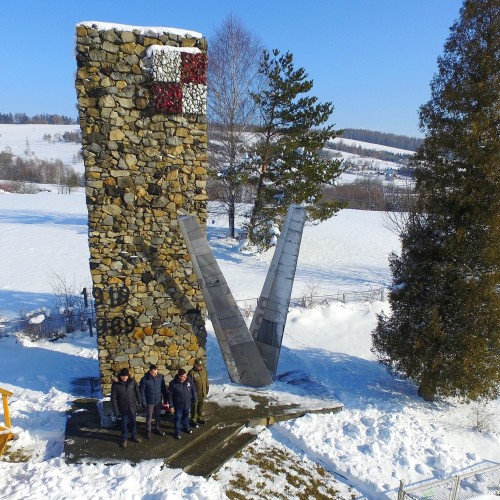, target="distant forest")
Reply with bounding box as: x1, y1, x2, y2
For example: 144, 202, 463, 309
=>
0, 113, 77, 125
341, 129, 423, 151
